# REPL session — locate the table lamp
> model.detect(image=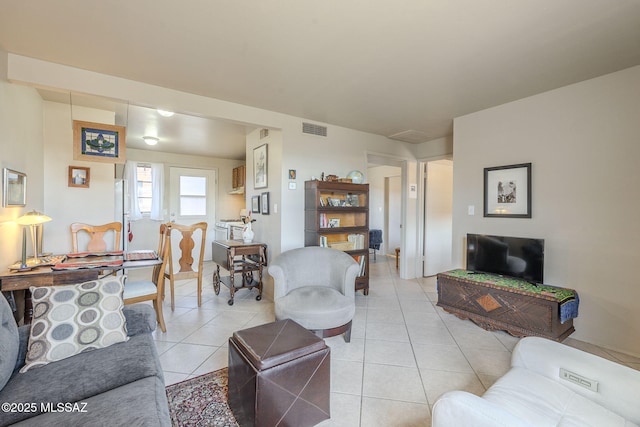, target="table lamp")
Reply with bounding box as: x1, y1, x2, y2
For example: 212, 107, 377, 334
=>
16, 210, 52, 267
